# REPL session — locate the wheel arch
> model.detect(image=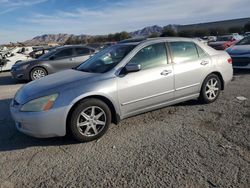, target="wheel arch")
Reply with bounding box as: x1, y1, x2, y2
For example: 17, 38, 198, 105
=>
66, 95, 120, 135
209, 71, 224, 90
